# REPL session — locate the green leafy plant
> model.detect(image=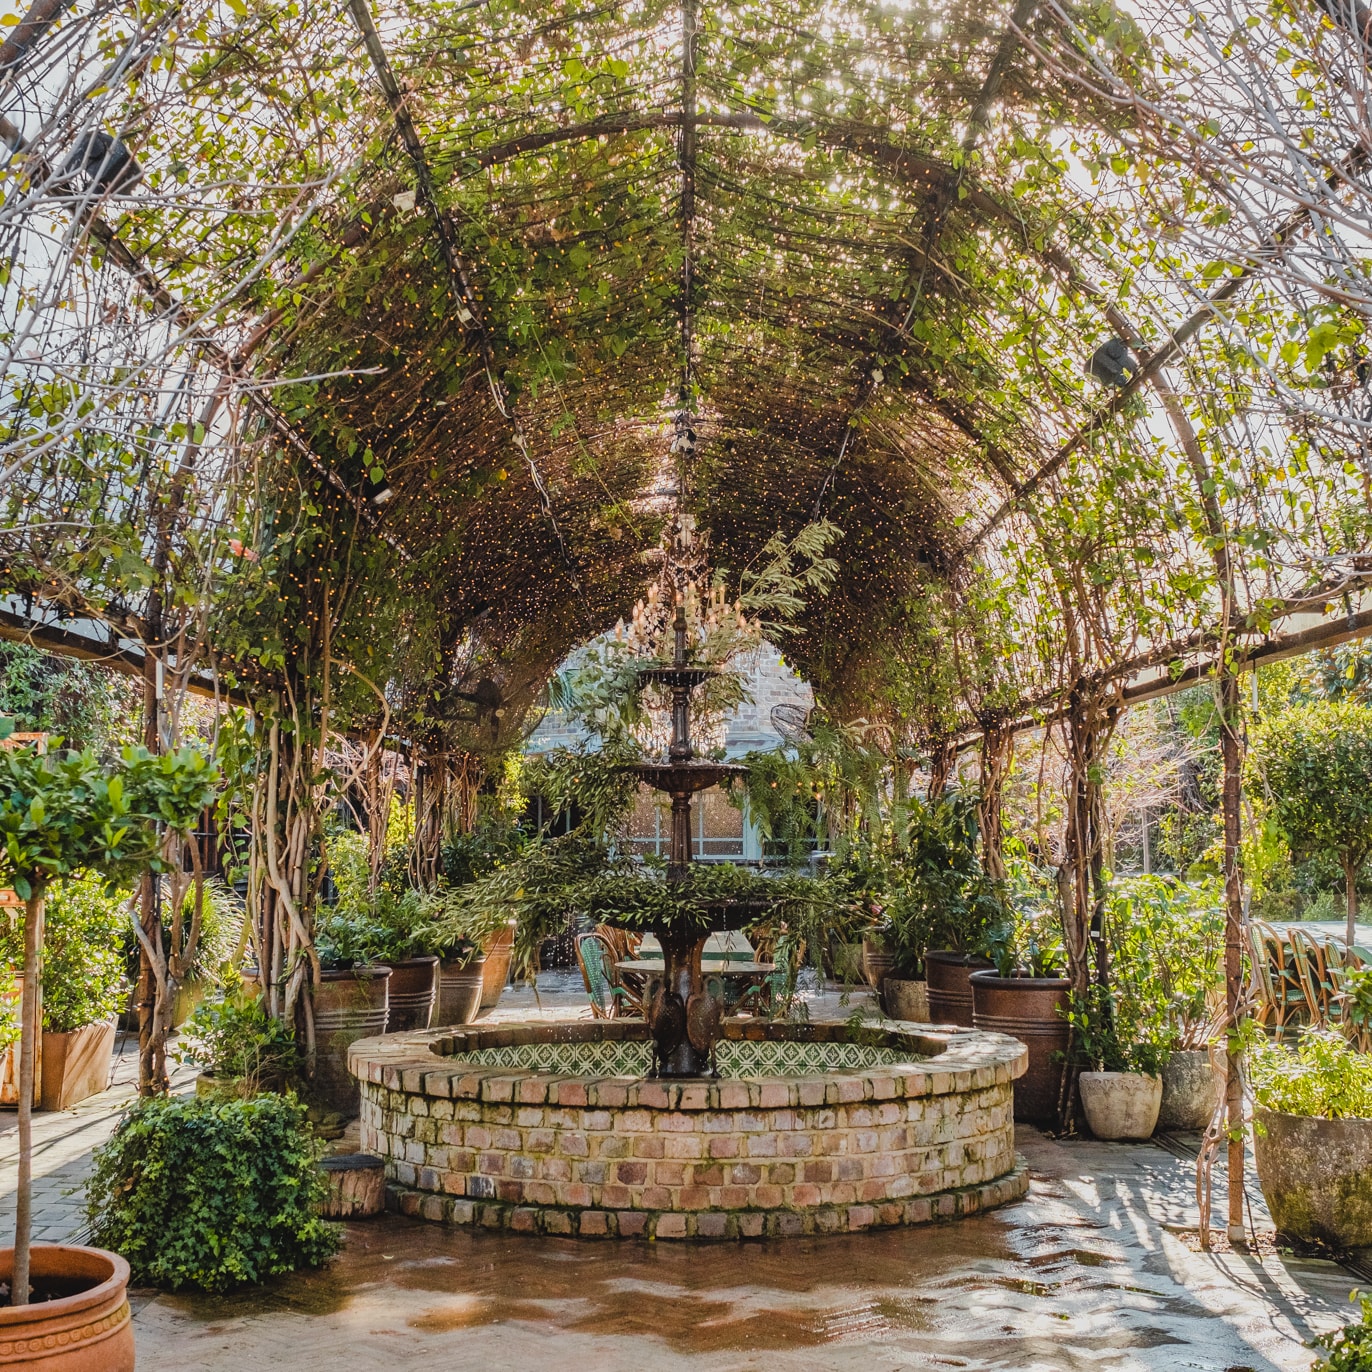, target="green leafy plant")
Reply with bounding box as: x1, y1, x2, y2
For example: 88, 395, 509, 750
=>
1312, 1291, 1372, 1370
173, 987, 299, 1093
86, 1093, 339, 1292
1066, 983, 1171, 1076
0, 875, 132, 1034
1249, 701, 1372, 944
1105, 876, 1224, 1049
1246, 1026, 1372, 1120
